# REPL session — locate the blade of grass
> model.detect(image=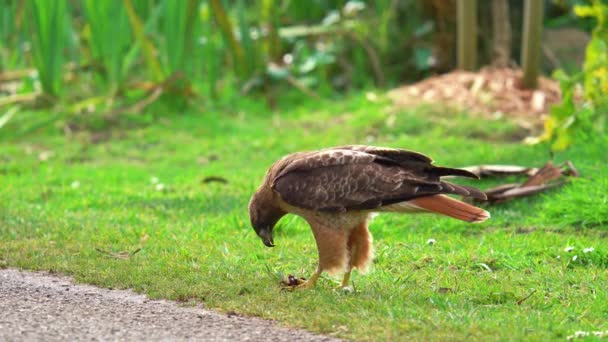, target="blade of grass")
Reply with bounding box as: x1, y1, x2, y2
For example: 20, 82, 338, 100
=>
82, 0, 132, 94
0, 1, 15, 70
24, 0, 70, 97
123, 0, 164, 83
121, 1, 164, 80
0, 106, 19, 129
162, 0, 197, 76
209, 0, 246, 80
235, 0, 257, 78
261, 0, 281, 63
199, 1, 221, 99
